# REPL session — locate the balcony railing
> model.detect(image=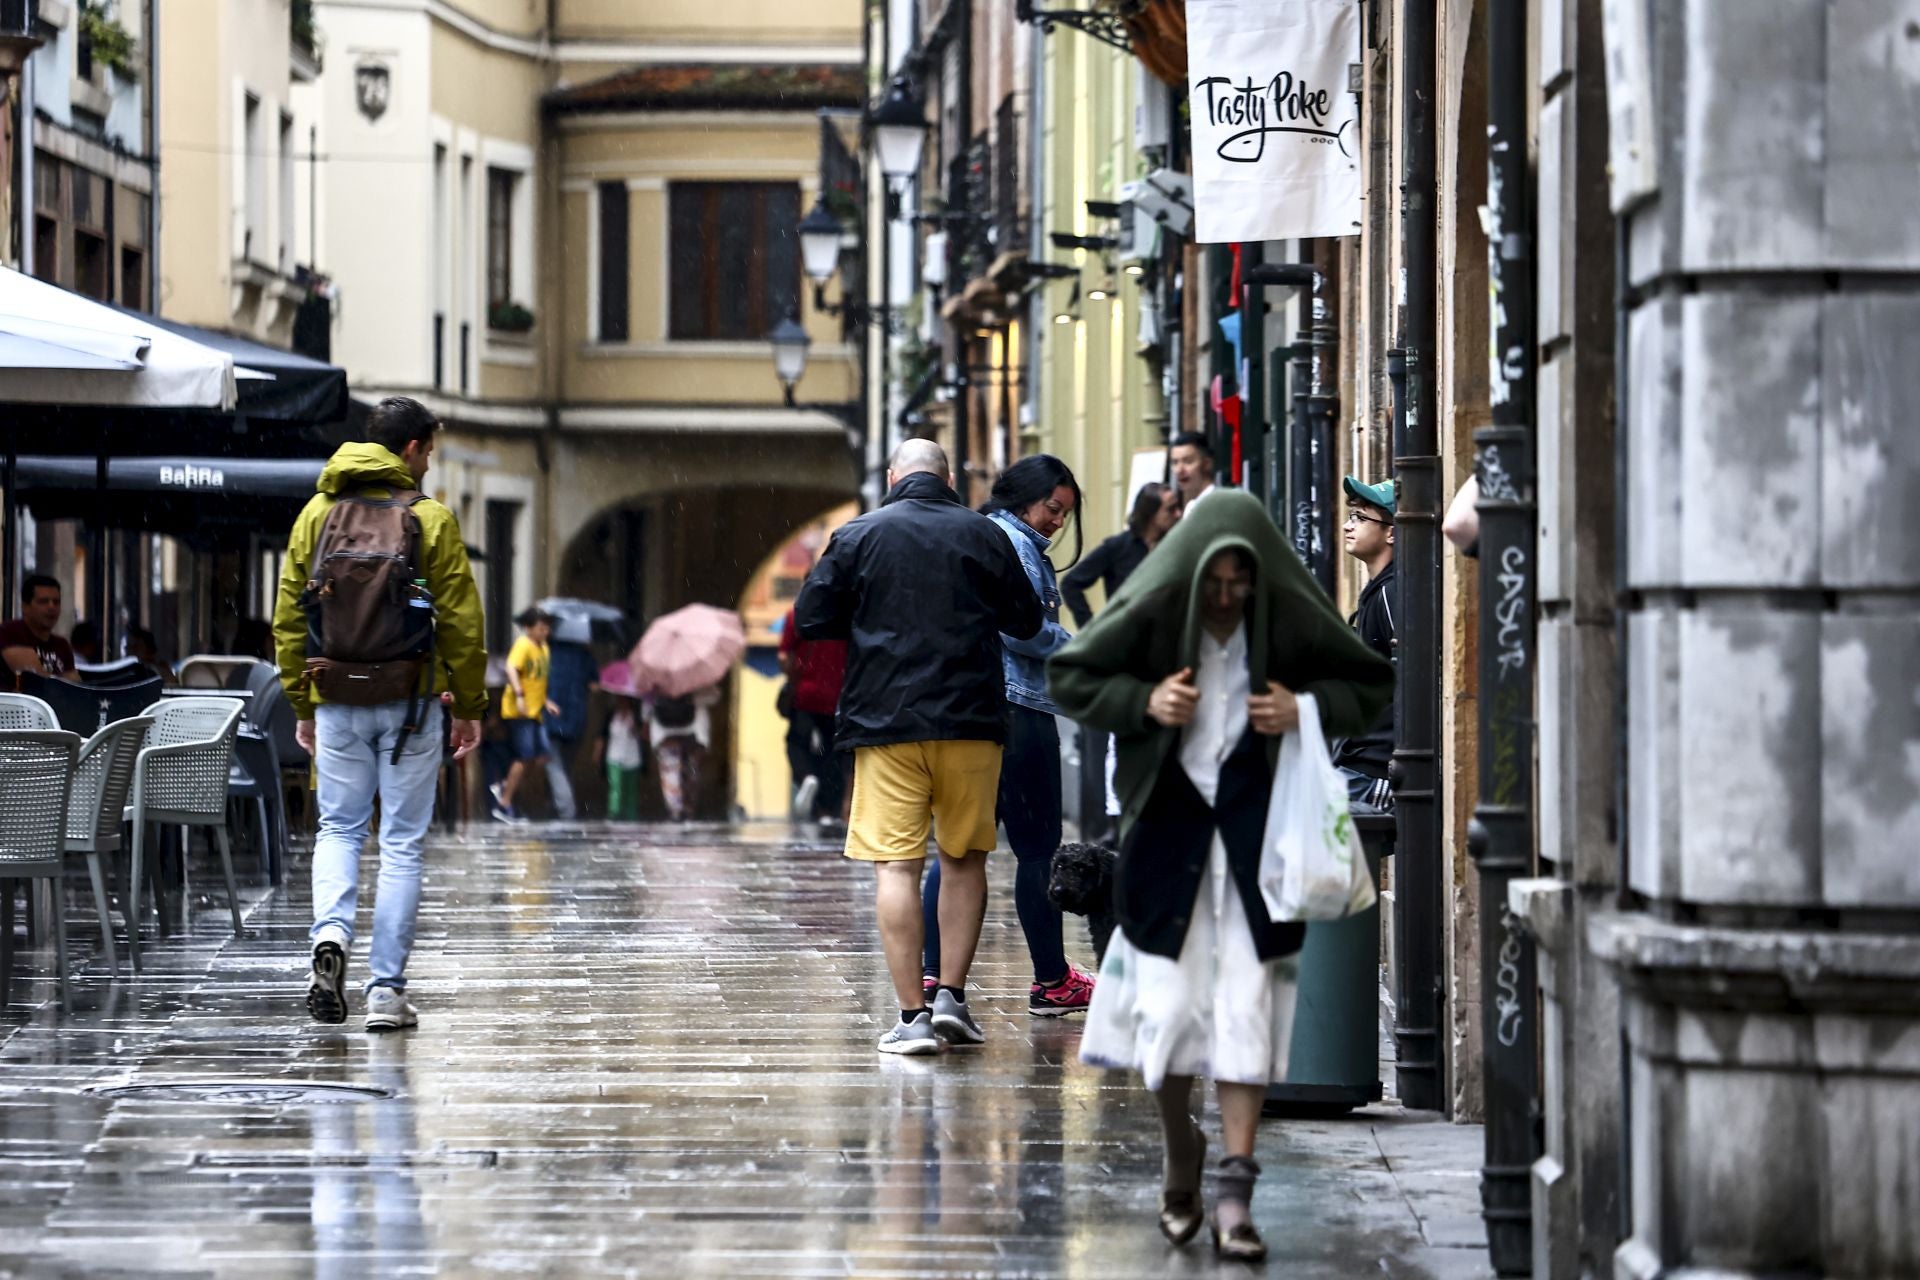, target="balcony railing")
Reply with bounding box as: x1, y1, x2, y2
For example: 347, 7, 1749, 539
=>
947, 132, 993, 286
